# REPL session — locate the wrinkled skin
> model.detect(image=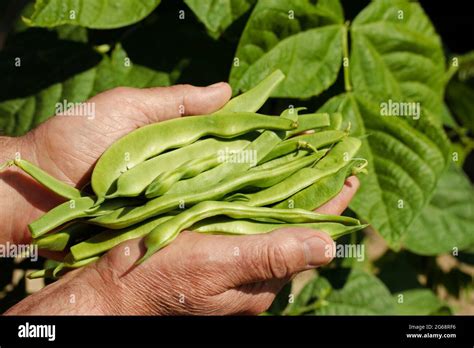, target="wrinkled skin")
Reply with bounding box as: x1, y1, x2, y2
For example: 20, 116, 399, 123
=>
0, 83, 359, 315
